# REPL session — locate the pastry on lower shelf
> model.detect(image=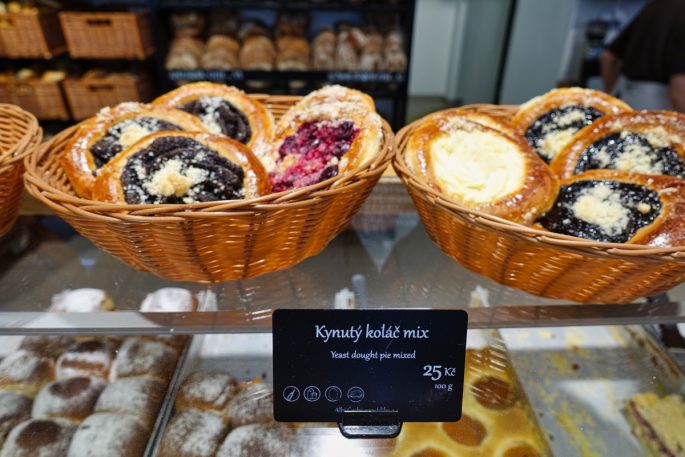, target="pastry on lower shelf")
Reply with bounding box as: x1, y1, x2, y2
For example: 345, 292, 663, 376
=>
157, 409, 228, 457
404, 111, 559, 224
0, 419, 75, 457
67, 413, 148, 457
511, 88, 632, 163
32, 377, 106, 423
91, 132, 271, 204
153, 83, 275, 153
537, 170, 685, 246
625, 392, 685, 457
551, 111, 685, 180
0, 392, 32, 449
109, 338, 177, 381
62, 103, 208, 199
267, 101, 384, 192
0, 350, 54, 397
55, 338, 118, 380
48, 289, 115, 312
226, 381, 273, 428
19, 336, 75, 360
175, 372, 238, 417
93, 377, 165, 429
215, 423, 297, 457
